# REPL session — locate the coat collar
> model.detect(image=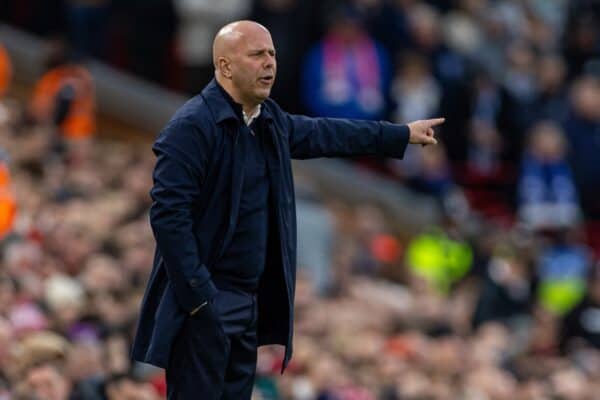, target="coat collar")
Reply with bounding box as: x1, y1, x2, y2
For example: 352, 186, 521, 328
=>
201, 78, 274, 126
